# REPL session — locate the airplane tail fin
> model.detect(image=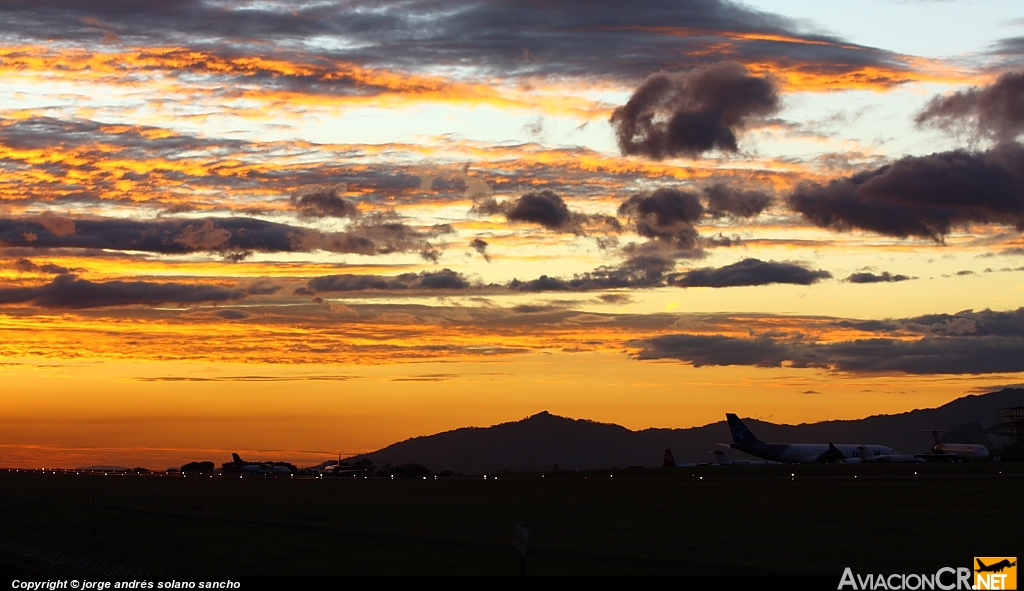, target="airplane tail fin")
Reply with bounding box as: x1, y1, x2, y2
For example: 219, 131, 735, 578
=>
726, 414, 763, 445
713, 450, 728, 465
976, 559, 987, 571
232, 453, 243, 464
663, 449, 676, 467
